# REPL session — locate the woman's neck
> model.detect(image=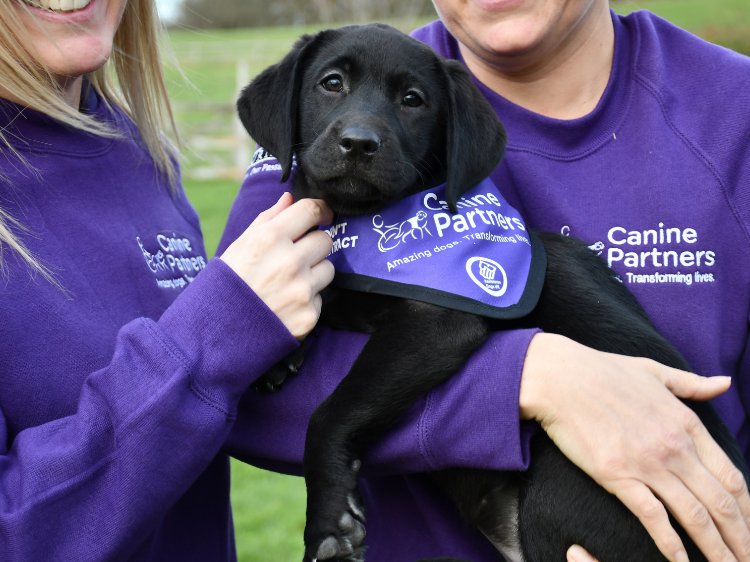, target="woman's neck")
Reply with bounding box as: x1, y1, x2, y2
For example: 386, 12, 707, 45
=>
59, 75, 84, 109
0, 75, 82, 110
458, 2, 614, 120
